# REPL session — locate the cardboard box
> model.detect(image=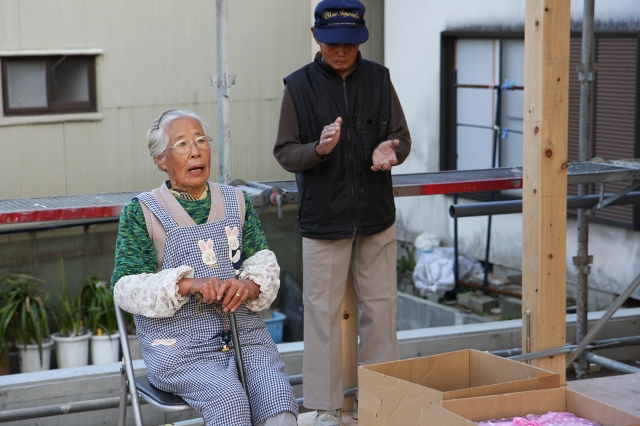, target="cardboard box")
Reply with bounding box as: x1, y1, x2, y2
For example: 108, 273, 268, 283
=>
430, 387, 640, 426
358, 349, 559, 426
